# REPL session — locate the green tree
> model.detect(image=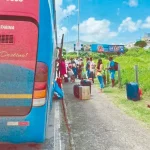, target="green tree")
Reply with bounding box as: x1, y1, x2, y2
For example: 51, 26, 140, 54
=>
124, 47, 128, 53
62, 49, 66, 56
134, 41, 147, 48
